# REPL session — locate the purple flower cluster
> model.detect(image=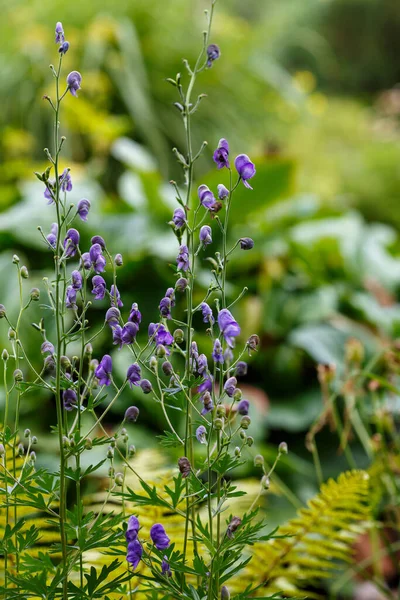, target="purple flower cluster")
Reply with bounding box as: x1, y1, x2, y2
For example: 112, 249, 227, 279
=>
125, 516, 171, 575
